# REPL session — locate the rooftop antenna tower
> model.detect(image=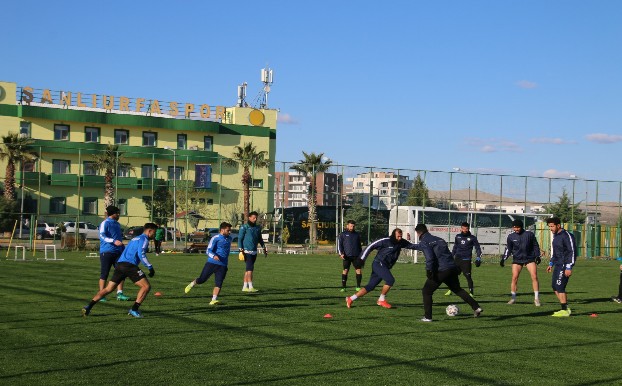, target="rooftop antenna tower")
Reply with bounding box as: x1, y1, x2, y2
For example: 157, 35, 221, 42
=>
237, 82, 248, 107
260, 66, 273, 109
